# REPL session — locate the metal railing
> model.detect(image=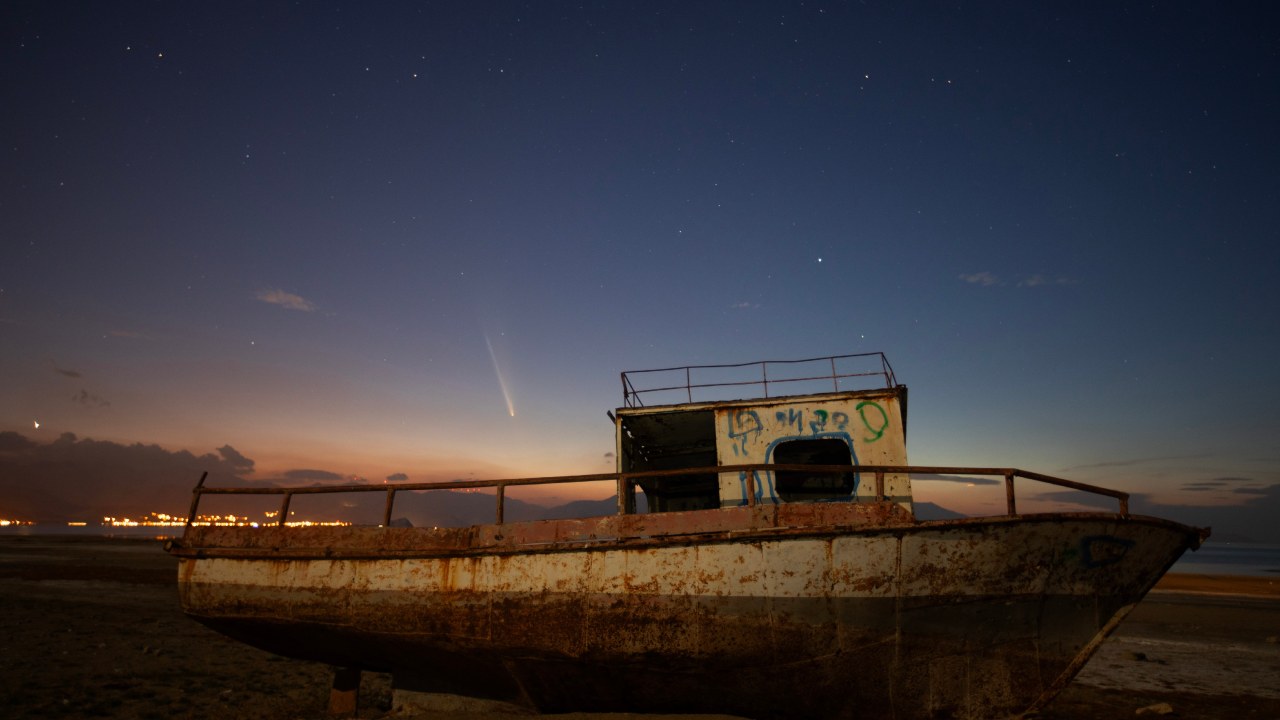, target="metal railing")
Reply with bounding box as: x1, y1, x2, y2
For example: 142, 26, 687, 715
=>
184, 464, 1129, 528
620, 352, 898, 408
